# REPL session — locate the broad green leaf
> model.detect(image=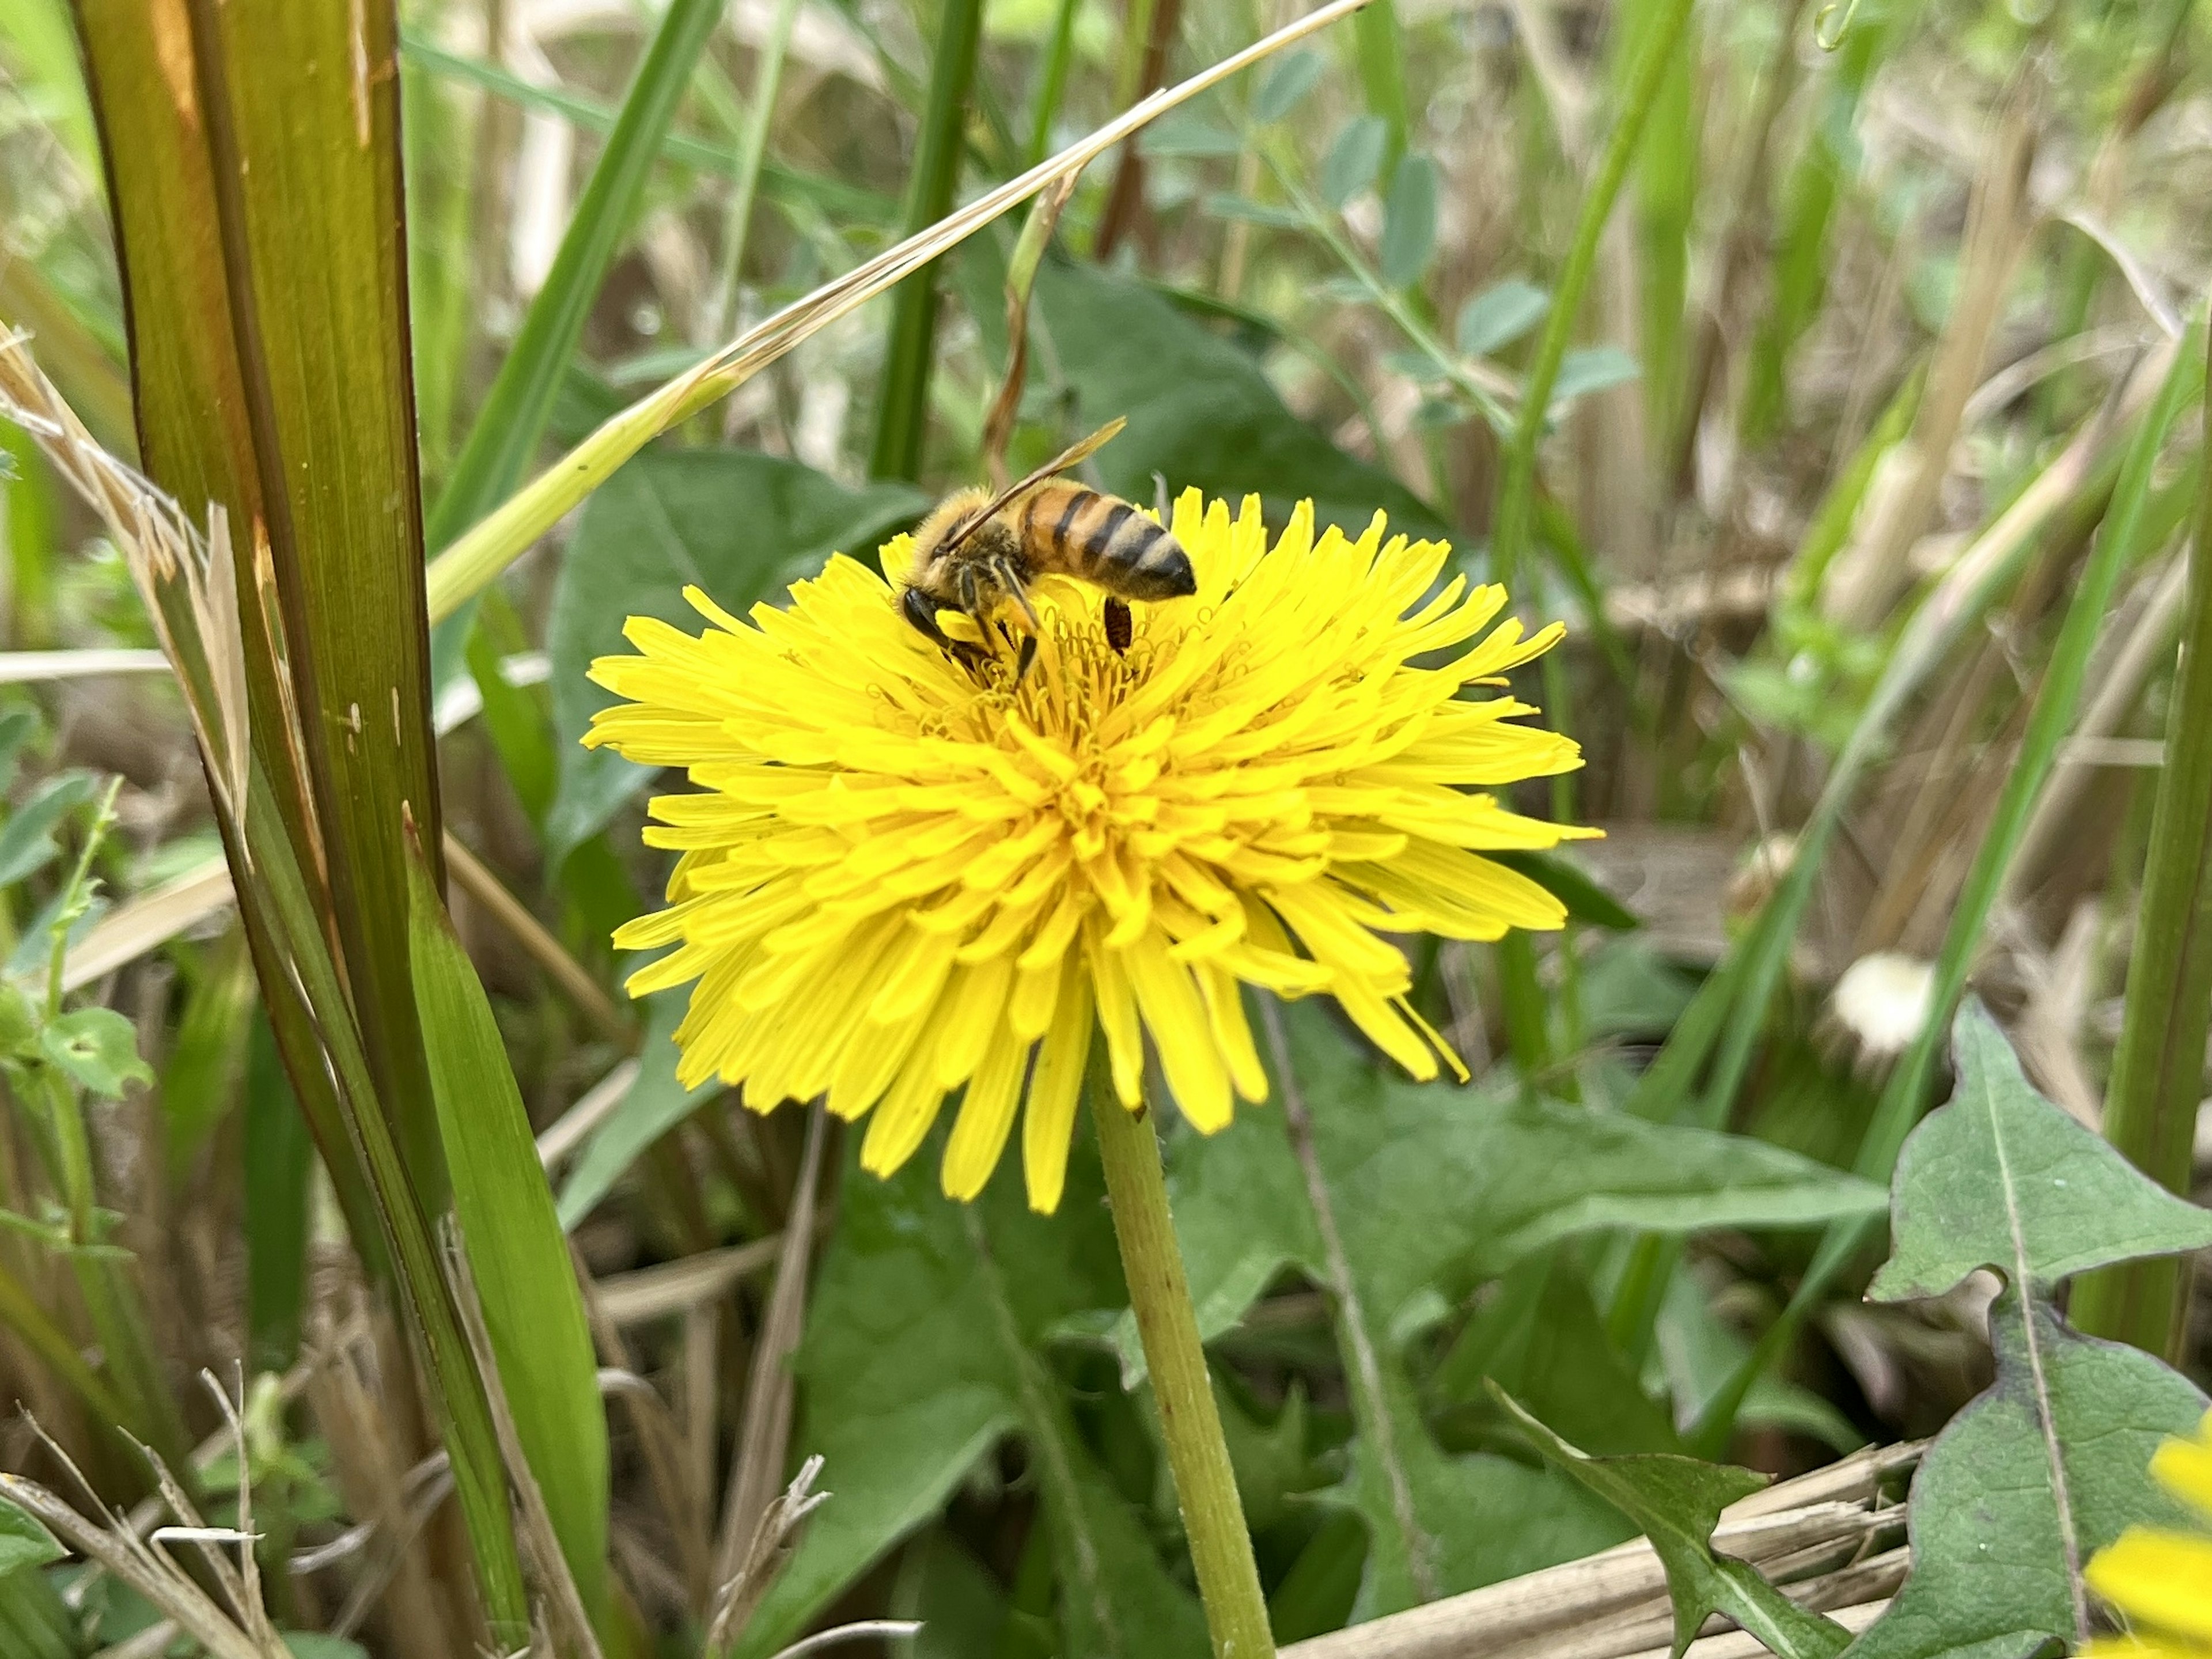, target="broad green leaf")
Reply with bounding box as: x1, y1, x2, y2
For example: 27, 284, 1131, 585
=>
736, 1142, 1206, 1659
39, 1007, 151, 1097
546, 450, 926, 861
422, 0, 724, 553
1377, 153, 1439, 288
1255, 48, 1325, 122
1321, 115, 1389, 208
0, 771, 96, 887
0, 1495, 61, 1577
1550, 346, 1643, 406
556, 993, 713, 1230
1456, 279, 1551, 357
1030, 259, 1452, 541
1491, 1388, 1850, 1659
1870, 1003, 2212, 1303
1431, 1255, 1679, 1457
1115, 1002, 1883, 1615
404, 830, 609, 1626
1848, 1290, 2207, 1659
